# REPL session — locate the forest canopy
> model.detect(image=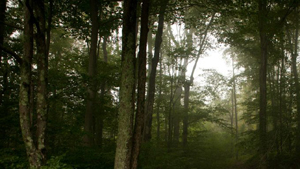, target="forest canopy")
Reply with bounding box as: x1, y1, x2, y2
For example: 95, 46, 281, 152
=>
1, 0, 300, 168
